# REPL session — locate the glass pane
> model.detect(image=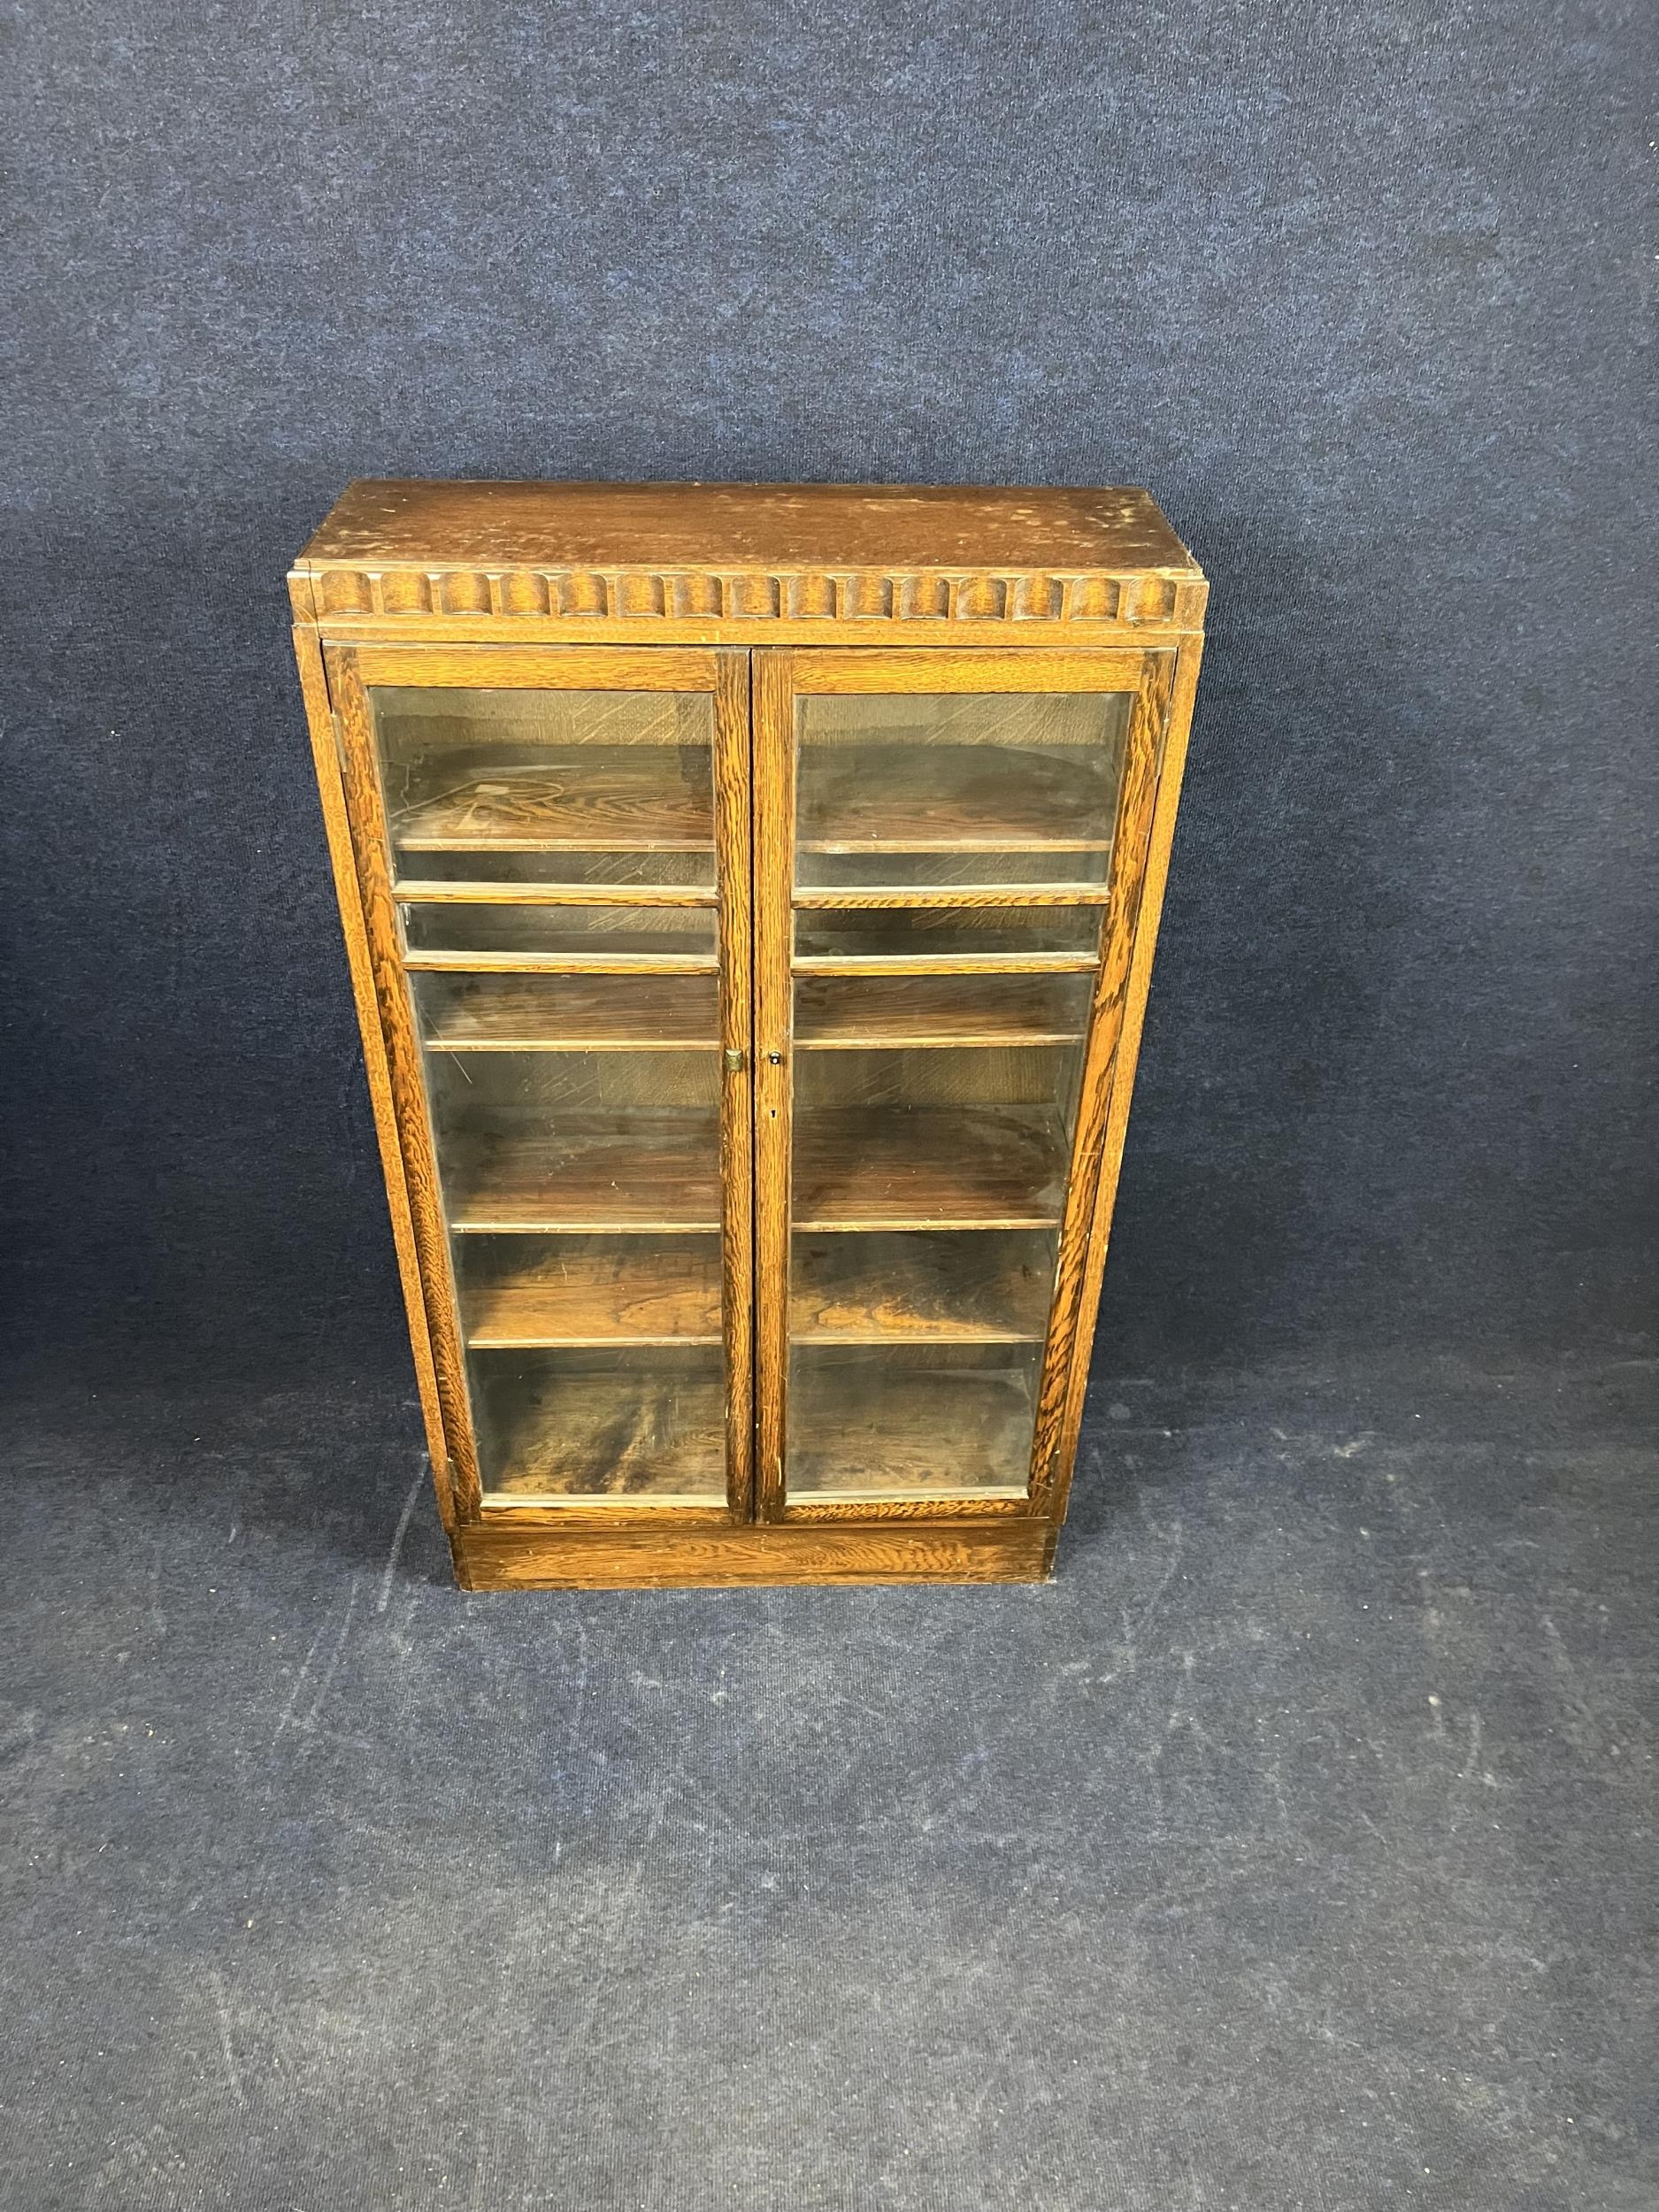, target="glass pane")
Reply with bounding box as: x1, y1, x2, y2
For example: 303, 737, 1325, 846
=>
395, 849, 716, 889
795, 849, 1107, 891
784, 682, 1135, 1509
795, 691, 1129, 887
473, 1348, 726, 1502
786, 1028, 1083, 1493
795, 972, 1094, 1050
786, 1345, 1041, 1498
378, 686, 715, 869
413, 972, 718, 1052
795, 907, 1100, 965
403, 902, 716, 963
366, 681, 728, 1507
